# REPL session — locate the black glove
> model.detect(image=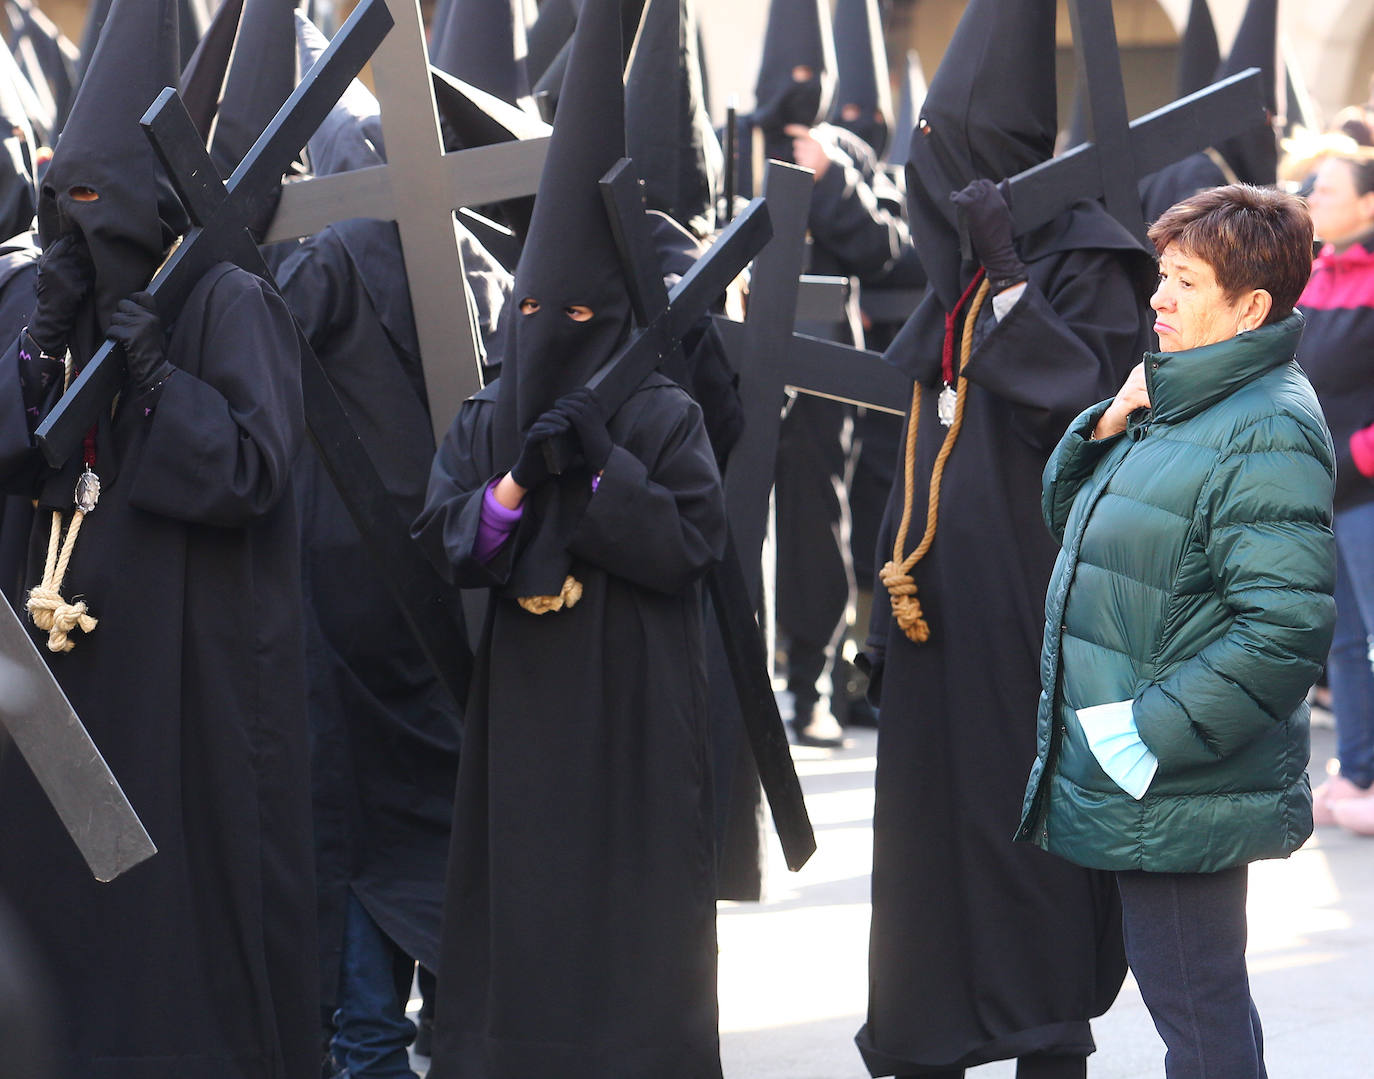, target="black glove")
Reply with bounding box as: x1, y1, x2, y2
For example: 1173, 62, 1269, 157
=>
29, 233, 94, 354
510, 408, 573, 490
950, 178, 1027, 291
107, 292, 173, 394
557, 387, 612, 473
17, 332, 65, 424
